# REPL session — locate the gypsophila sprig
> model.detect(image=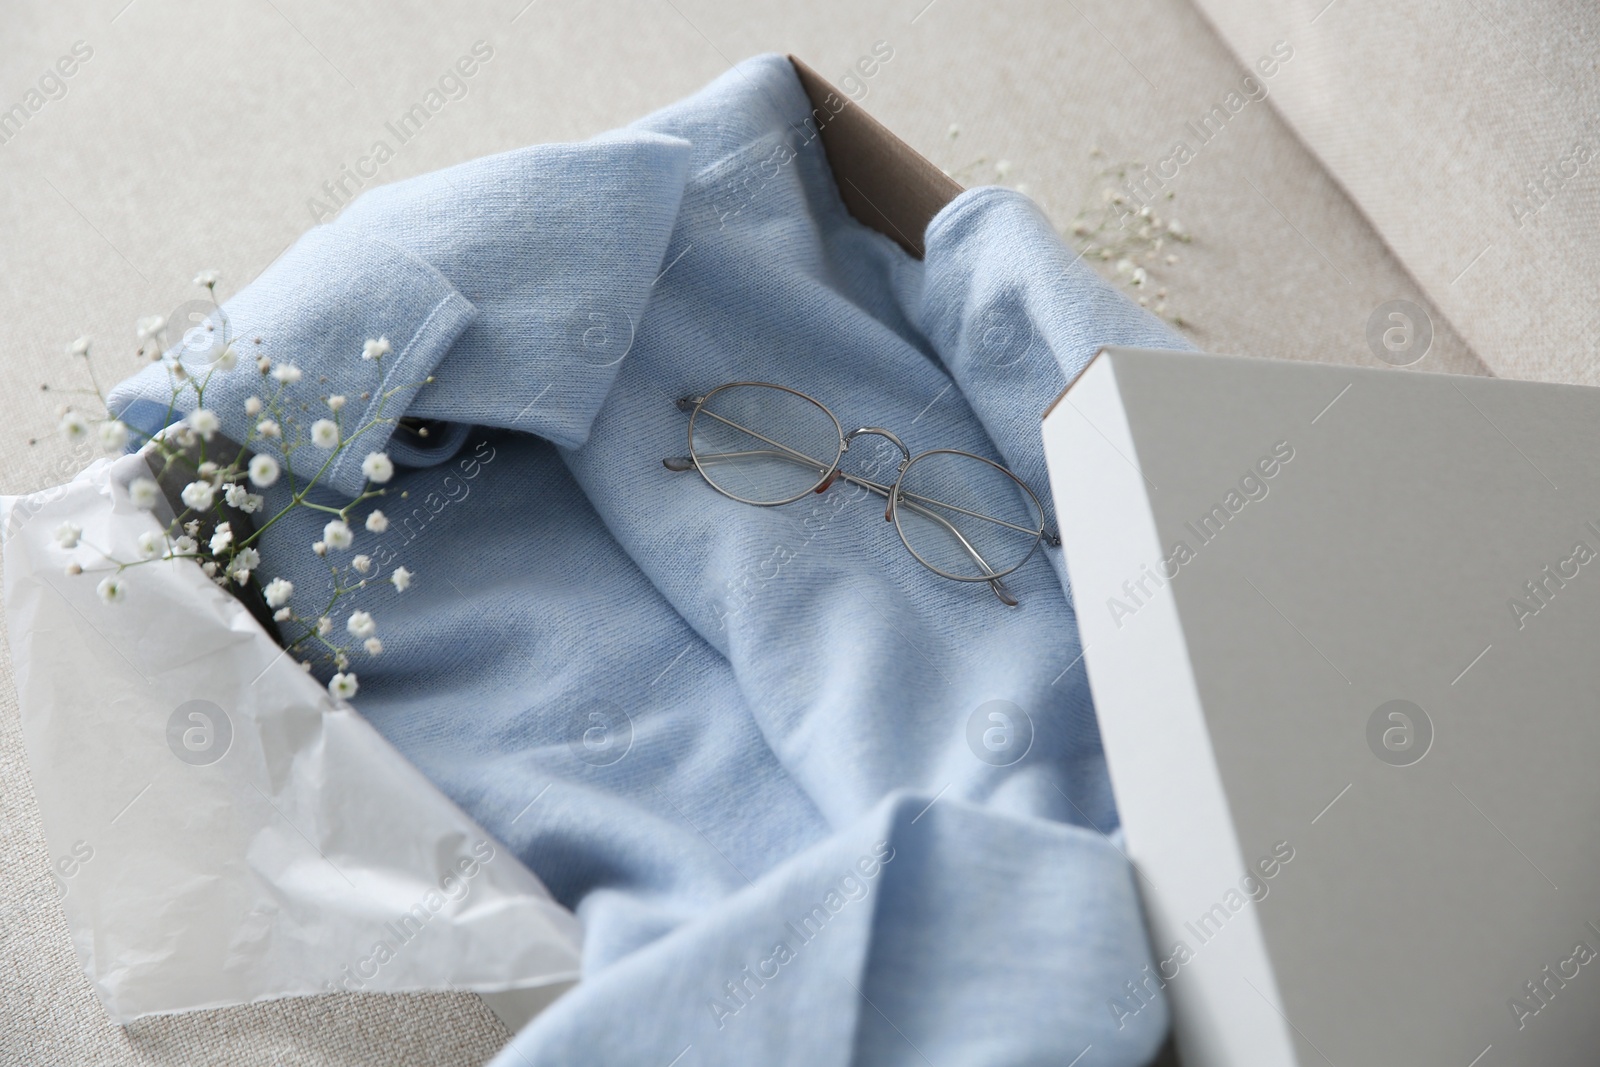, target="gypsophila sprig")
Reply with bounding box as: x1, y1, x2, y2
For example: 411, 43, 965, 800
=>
51, 268, 432, 703
938, 129, 1194, 328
